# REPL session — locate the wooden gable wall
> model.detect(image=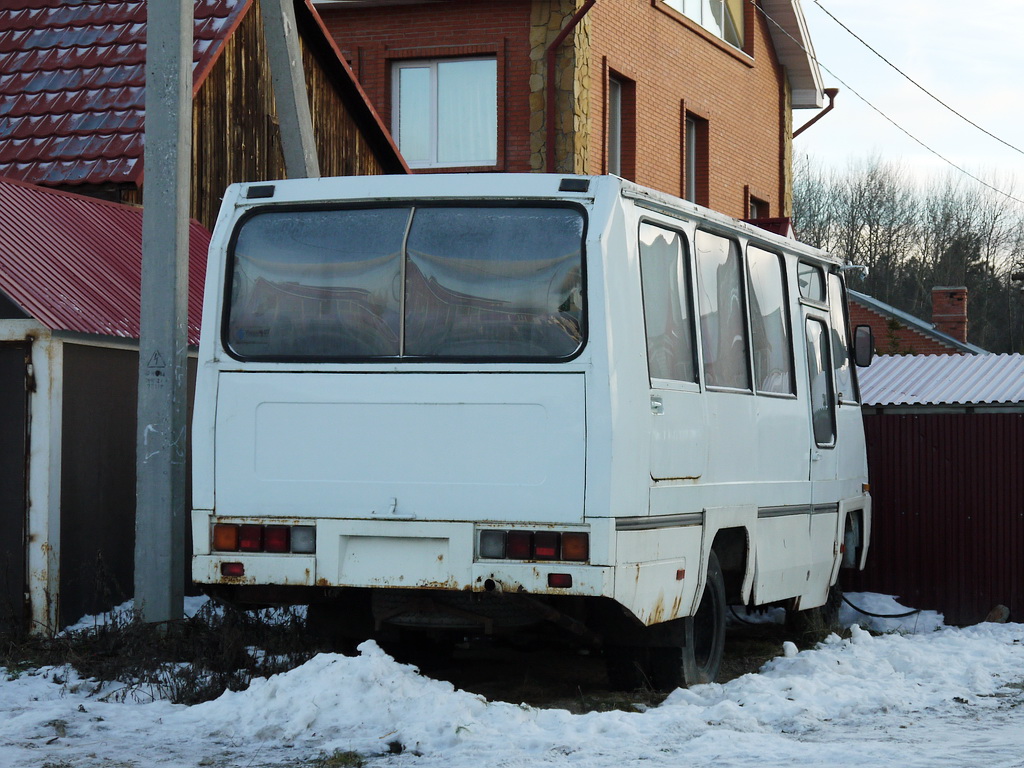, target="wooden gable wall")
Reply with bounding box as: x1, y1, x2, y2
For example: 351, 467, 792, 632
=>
189, 1, 394, 230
